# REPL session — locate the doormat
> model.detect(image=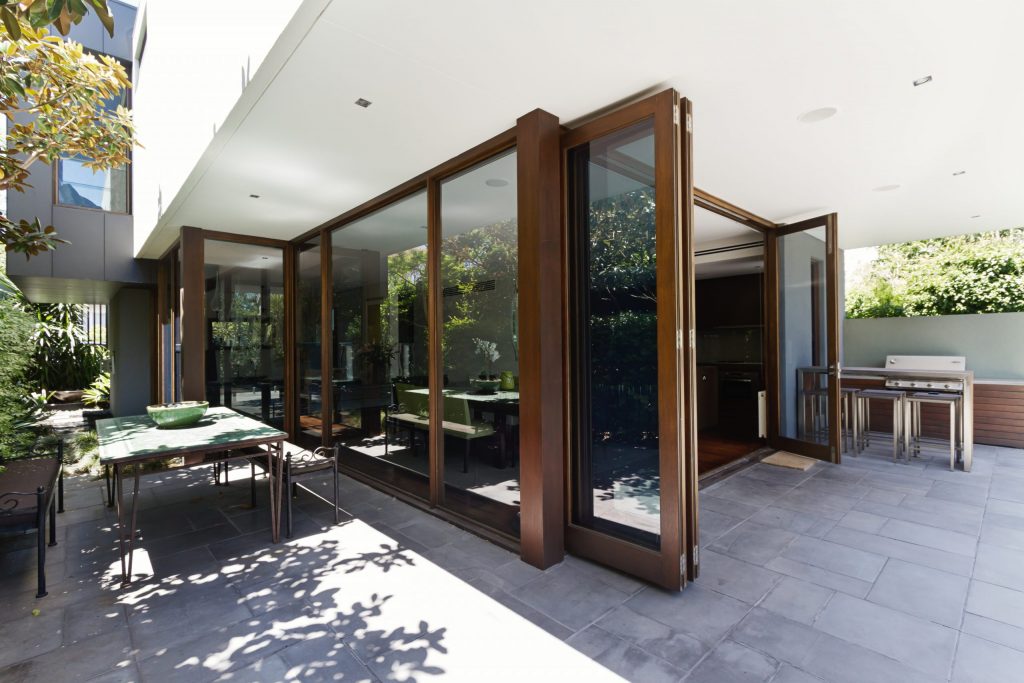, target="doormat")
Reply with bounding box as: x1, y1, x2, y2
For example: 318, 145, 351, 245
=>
762, 451, 817, 470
